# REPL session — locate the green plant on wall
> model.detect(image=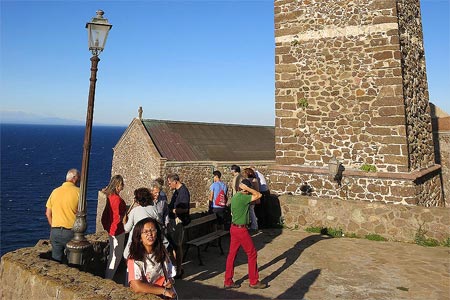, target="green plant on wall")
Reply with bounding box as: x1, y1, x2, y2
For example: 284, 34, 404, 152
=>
297, 98, 309, 109
415, 224, 440, 247
291, 34, 300, 47
360, 164, 377, 172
